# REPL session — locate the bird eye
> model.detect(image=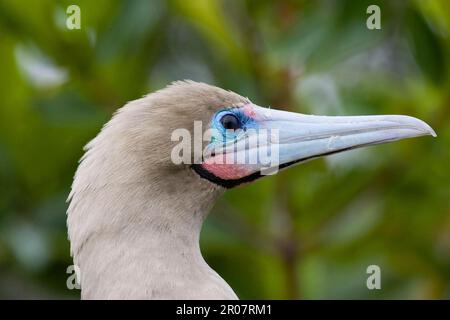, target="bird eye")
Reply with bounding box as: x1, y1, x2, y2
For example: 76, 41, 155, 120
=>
220, 114, 241, 131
